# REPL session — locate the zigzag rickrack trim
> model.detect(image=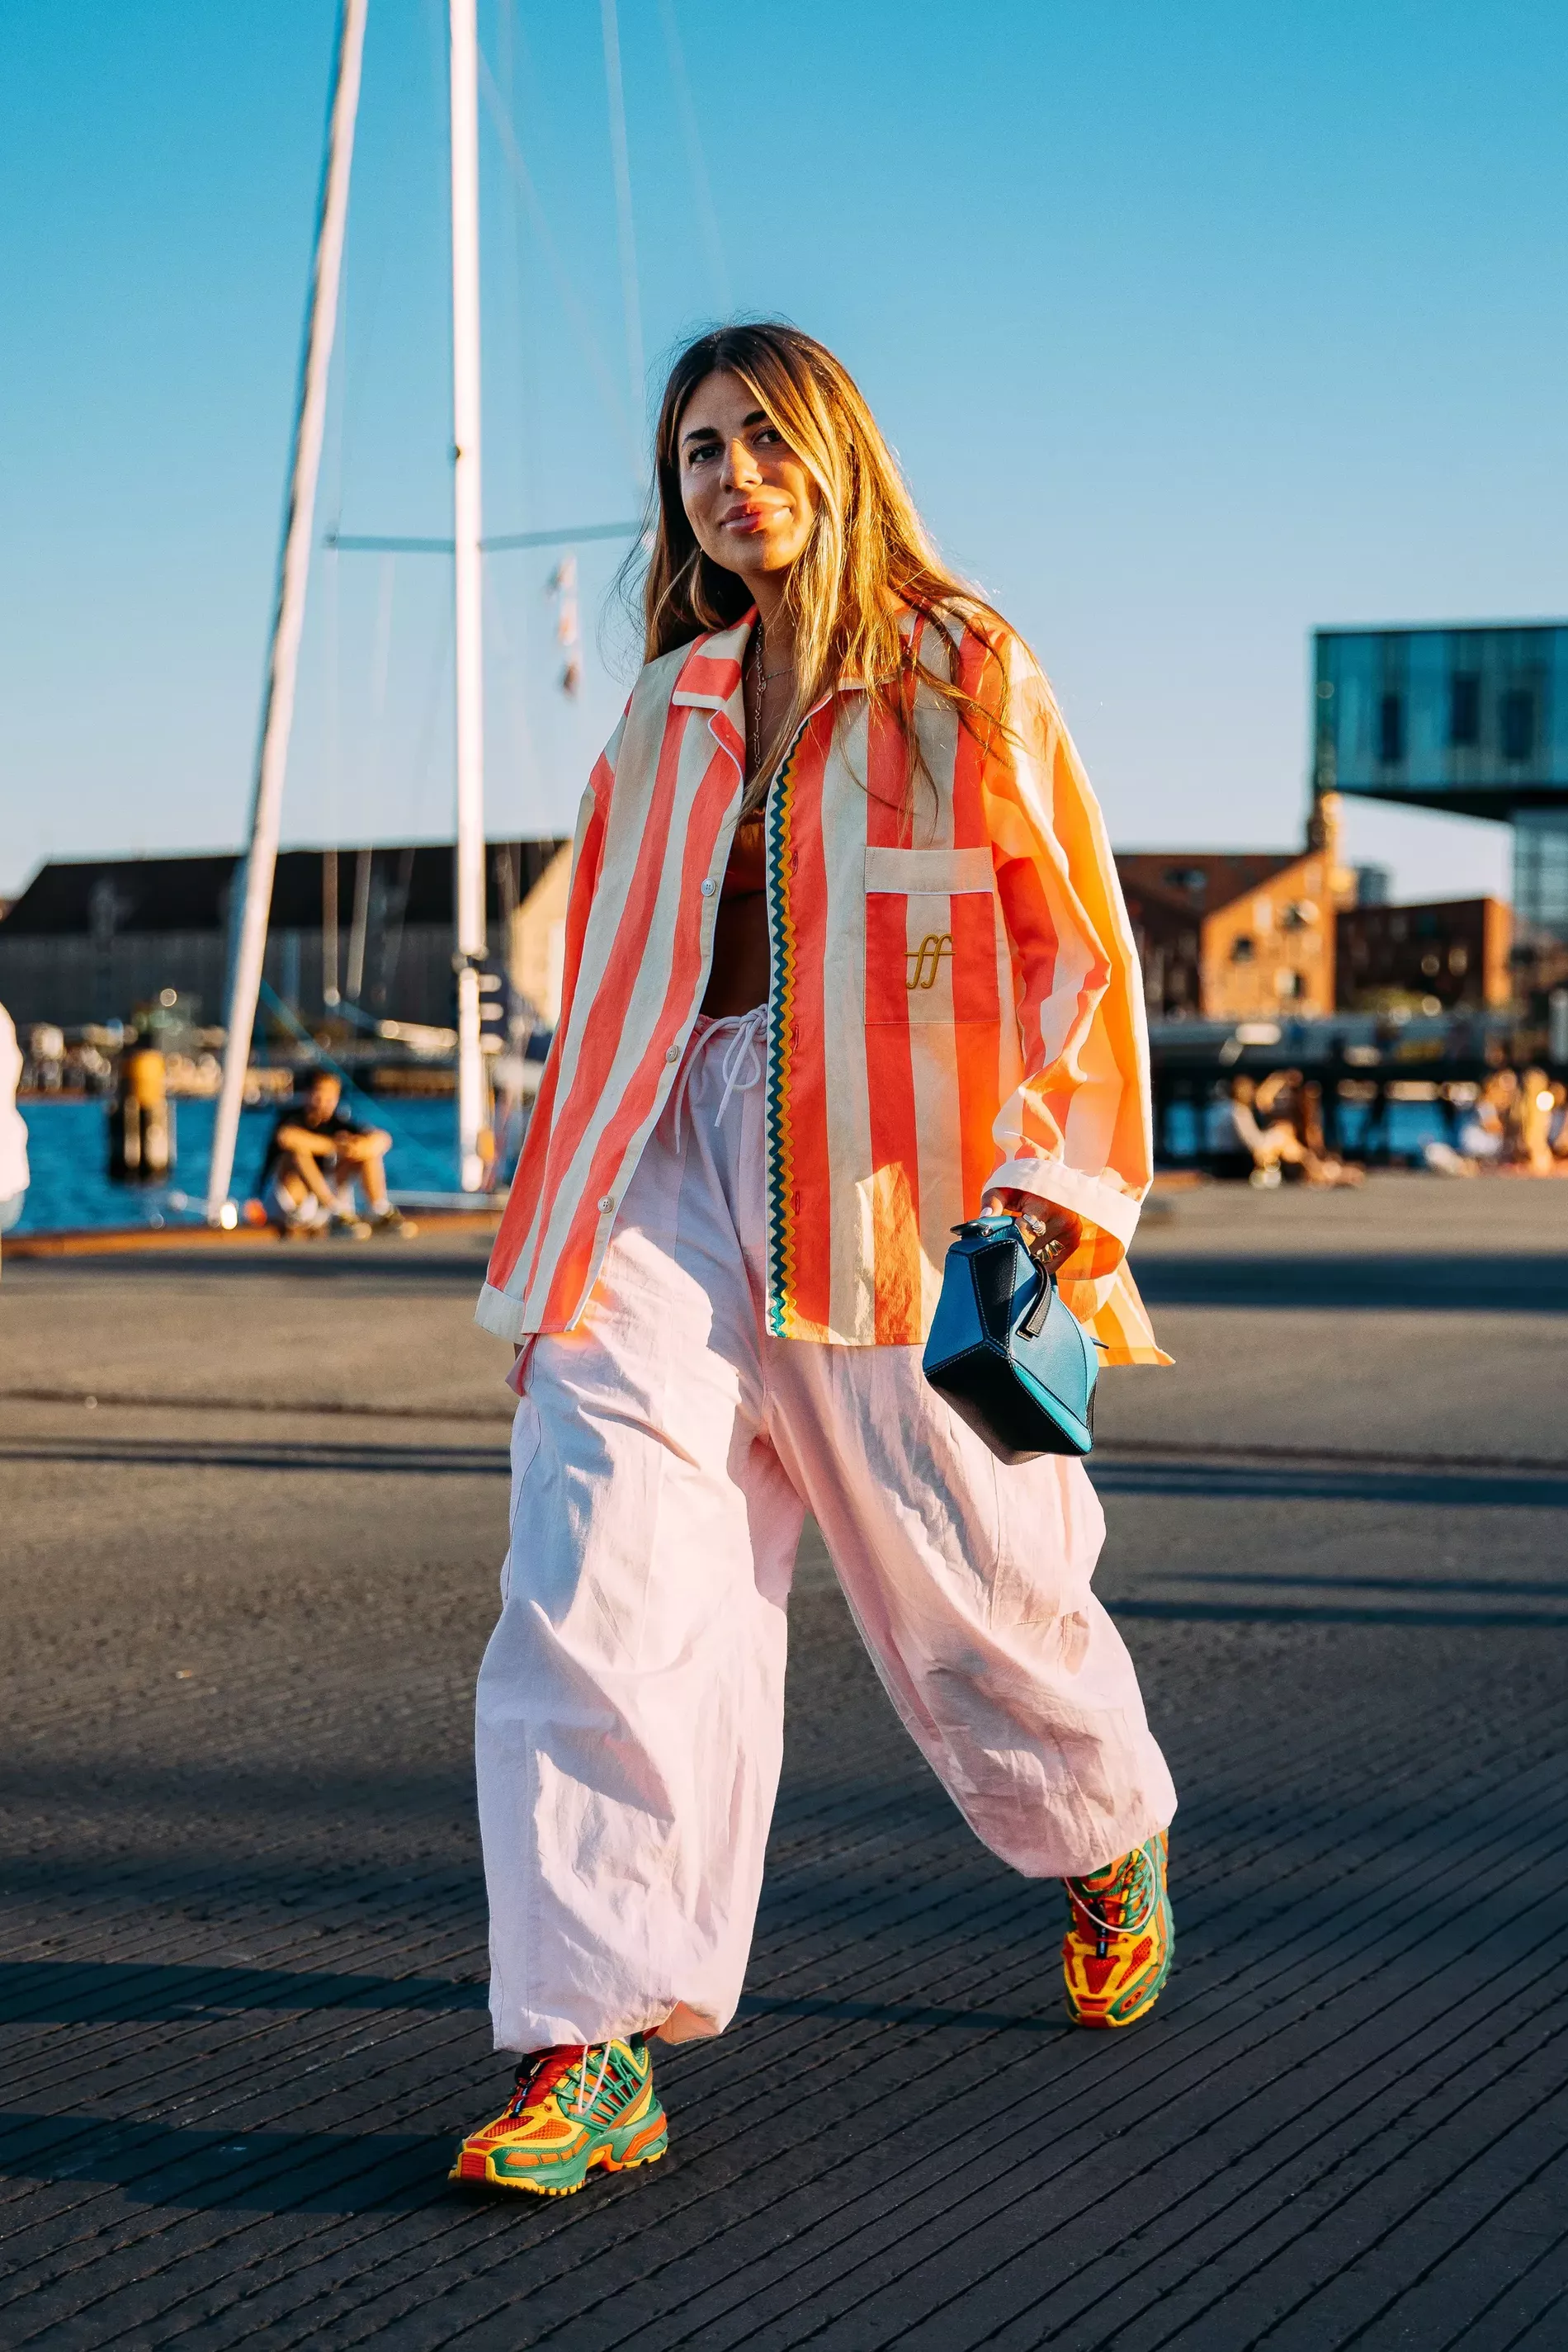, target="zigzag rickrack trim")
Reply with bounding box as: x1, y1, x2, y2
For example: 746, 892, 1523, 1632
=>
763, 723, 809, 1338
